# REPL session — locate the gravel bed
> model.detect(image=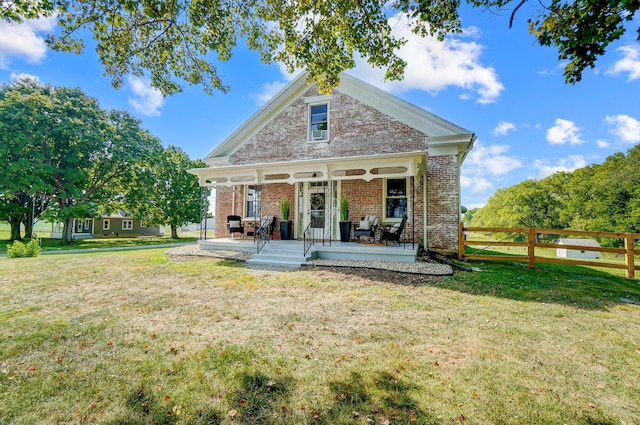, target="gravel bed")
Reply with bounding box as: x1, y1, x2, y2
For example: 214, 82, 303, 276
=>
304, 259, 453, 275
166, 245, 453, 275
